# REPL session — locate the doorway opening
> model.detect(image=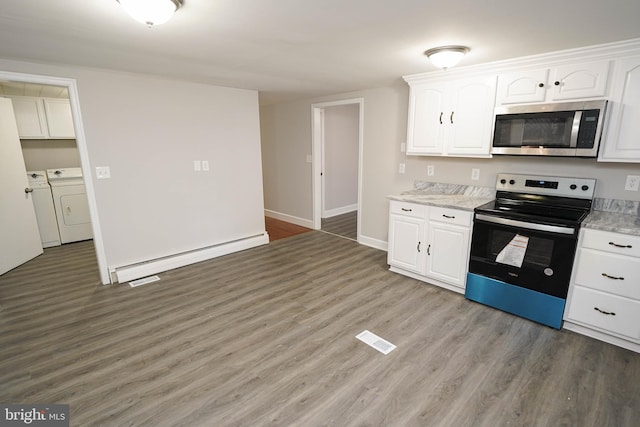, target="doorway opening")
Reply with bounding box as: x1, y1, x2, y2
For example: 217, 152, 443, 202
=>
311, 98, 363, 242
0, 71, 108, 283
